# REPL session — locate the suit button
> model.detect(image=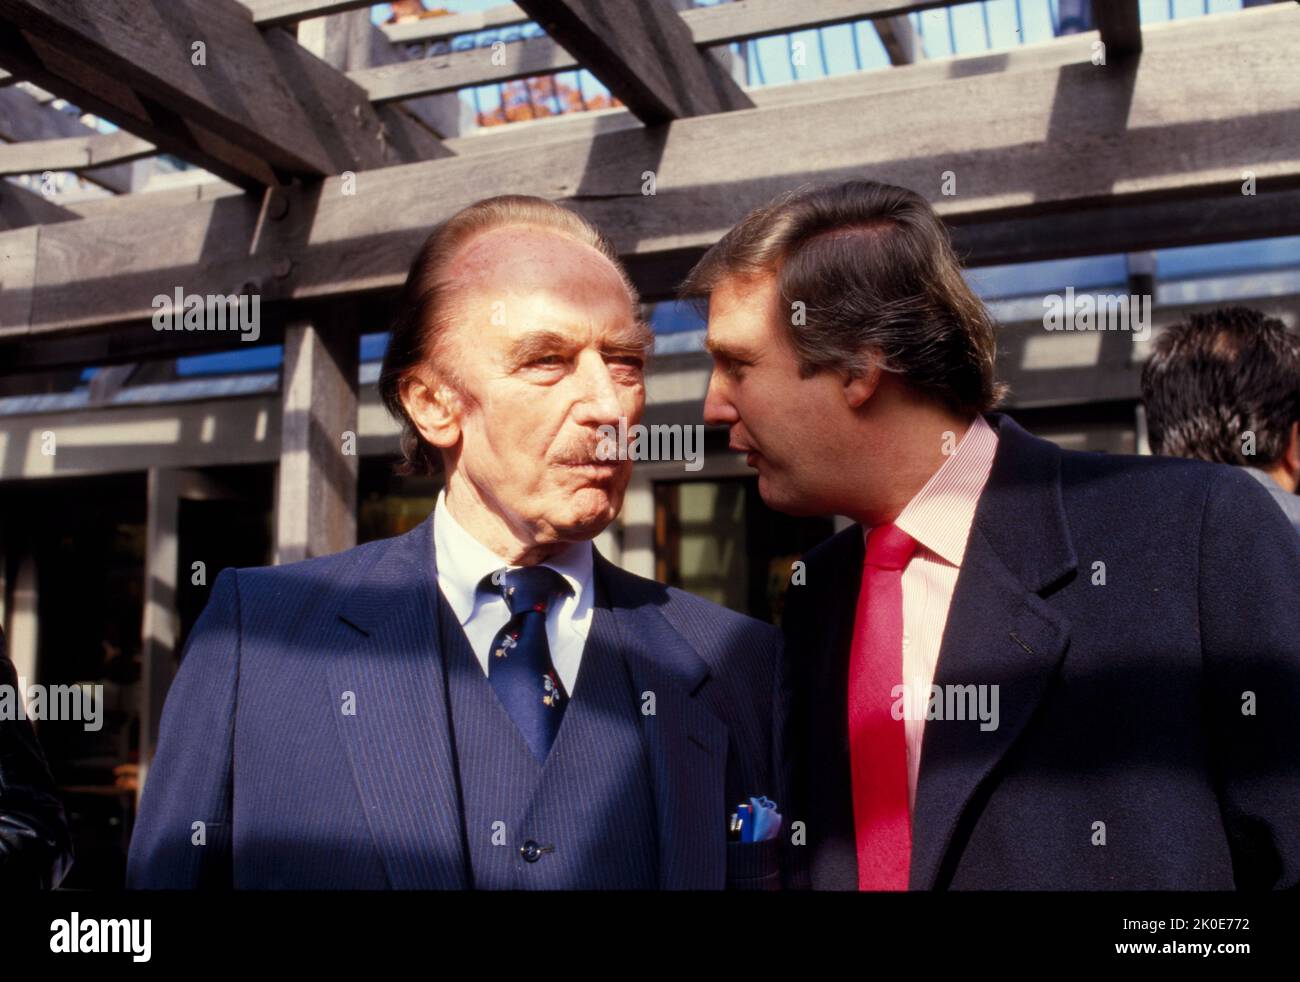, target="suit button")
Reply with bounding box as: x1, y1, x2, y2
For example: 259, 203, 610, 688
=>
521, 840, 542, 862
